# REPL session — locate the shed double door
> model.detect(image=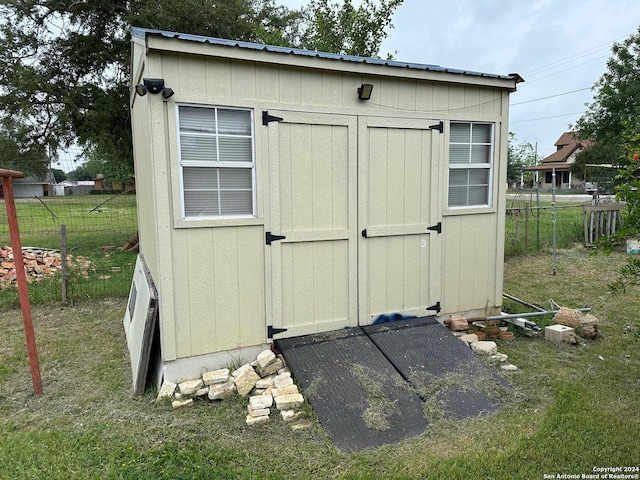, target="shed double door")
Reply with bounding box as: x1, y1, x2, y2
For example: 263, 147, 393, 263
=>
266, 111, 441, 338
